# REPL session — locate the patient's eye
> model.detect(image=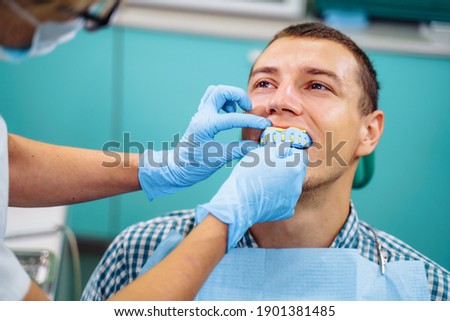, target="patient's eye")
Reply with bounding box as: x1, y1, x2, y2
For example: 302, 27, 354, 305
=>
311, 82, 329, 91
255, 80, 274, 89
